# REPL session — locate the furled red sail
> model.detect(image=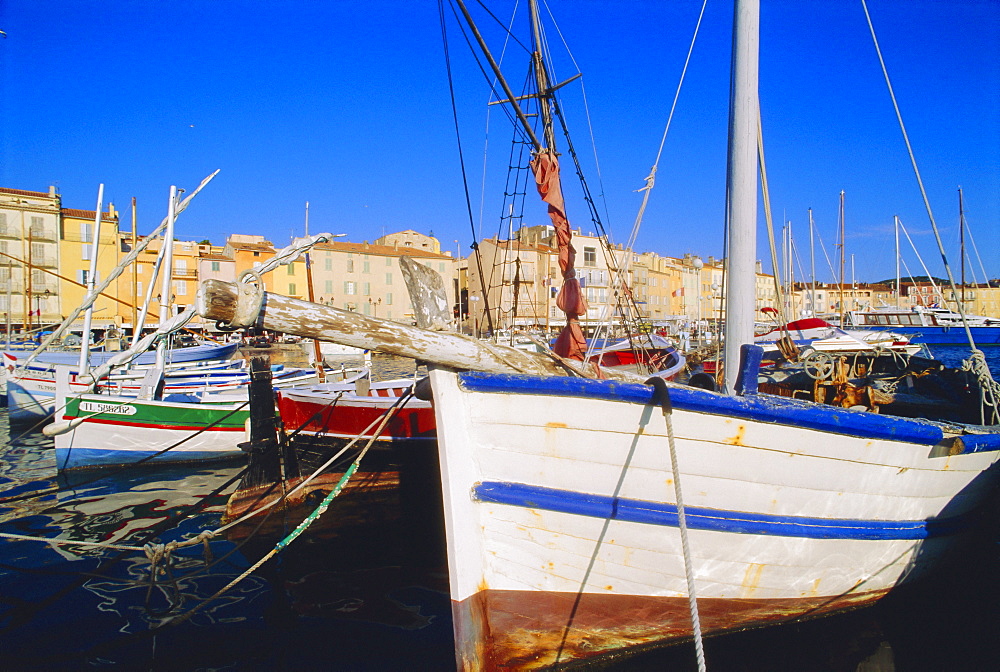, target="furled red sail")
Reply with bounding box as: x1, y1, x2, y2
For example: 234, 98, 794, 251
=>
530, 151, 588, 359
